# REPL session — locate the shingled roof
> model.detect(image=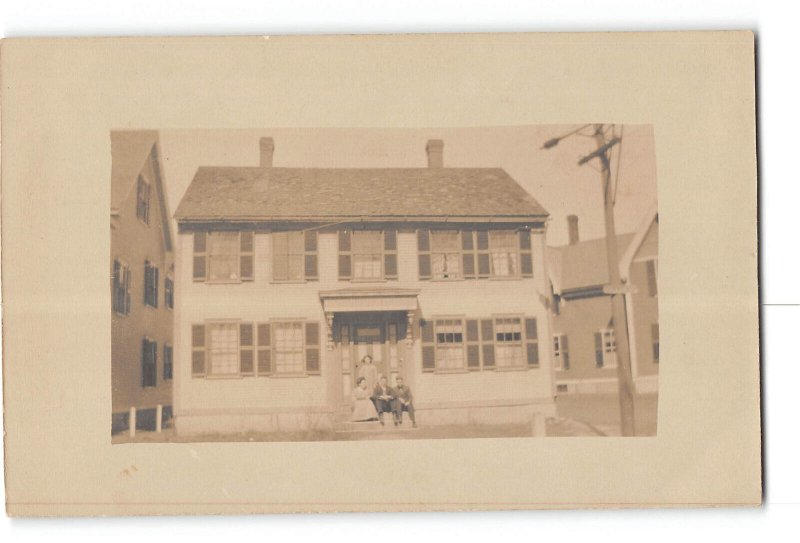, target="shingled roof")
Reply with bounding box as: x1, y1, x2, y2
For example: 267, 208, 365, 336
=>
174, 167, 548, 222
